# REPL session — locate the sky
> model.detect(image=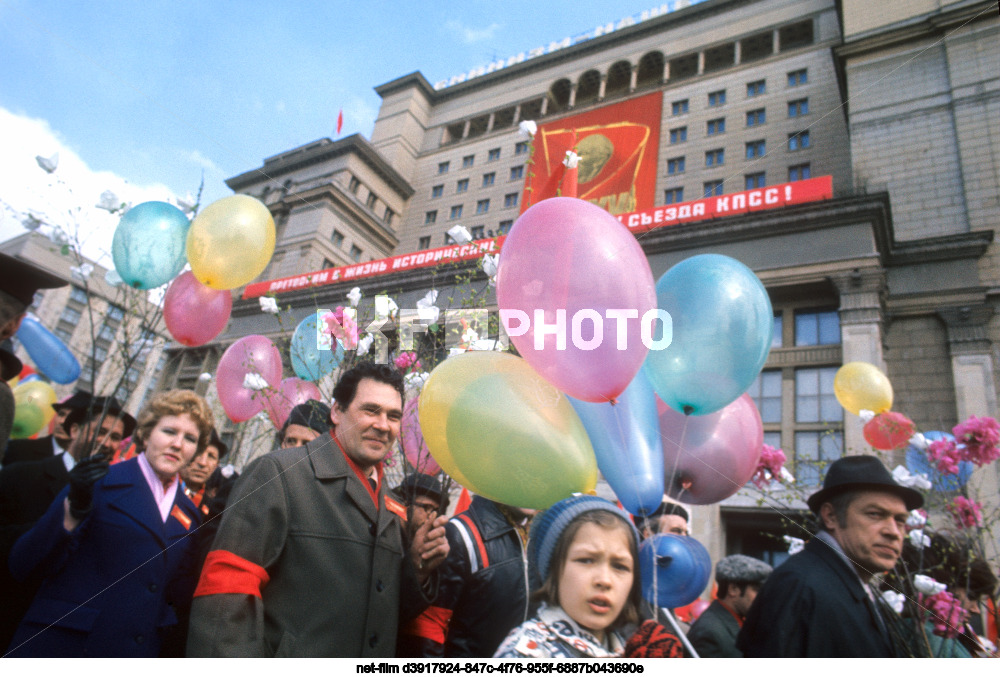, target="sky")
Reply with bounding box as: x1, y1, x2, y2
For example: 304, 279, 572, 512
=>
0, 0, 689, 266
